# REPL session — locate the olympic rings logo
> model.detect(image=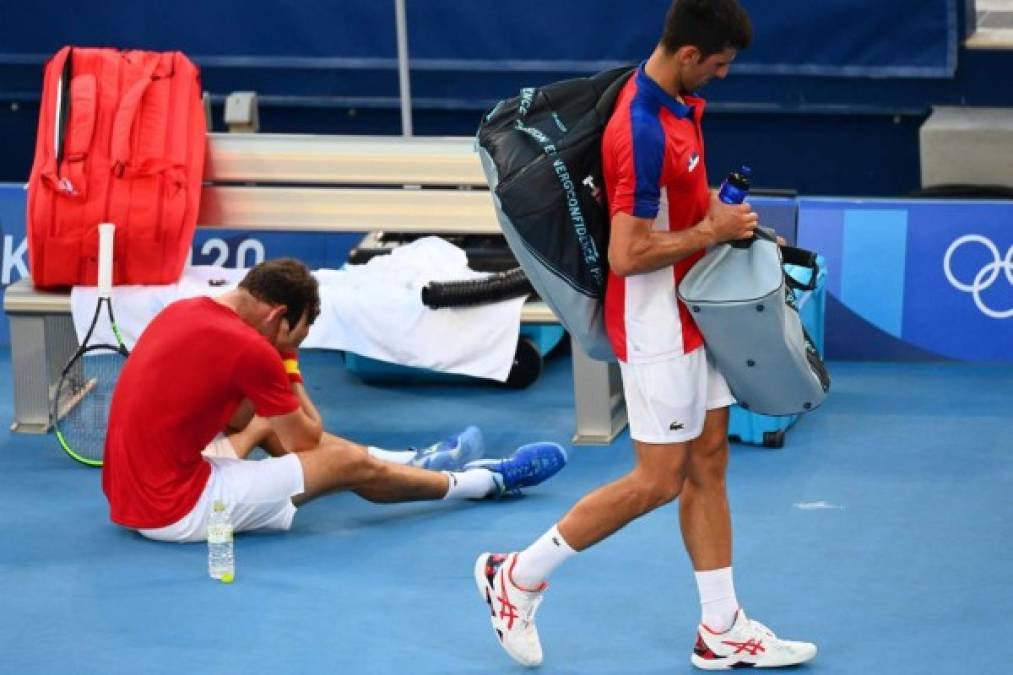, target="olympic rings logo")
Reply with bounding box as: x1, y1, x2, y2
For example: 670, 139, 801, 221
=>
942, 235, 1013, 319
